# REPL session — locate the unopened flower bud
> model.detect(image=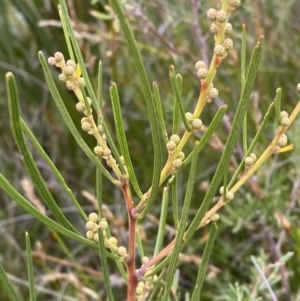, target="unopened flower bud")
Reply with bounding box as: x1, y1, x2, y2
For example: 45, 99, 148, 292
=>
136, 286, 144, 295
103, 148, 111, 157
214, 44, 226, 57
170, 134, 180, 144
207, 8, 218, 21
225, 23, 233, 33
281, 117, 290, 128
277, 134, 288, 147
172, 158, 183, 170
108, 237, 118, 246
297, 83, 300, 92
86, 231, 94, 240
78, 77, 86, 87
166, 141, 176, 151
99, 218, 108, 230
208, 87, 219, 99
219, 186, 228, 195
210, 23, 219, 34
142, 256, 149, 264
197, 67, 208, 79
89, 212, 99, 222
216, 10, 227, 22
245, 156, 254, 166
223, 38, 233, 51
226, 191, 234, 201
249, 153, 257, 162
58, 73, 66, 82
93, 233, 99, 242
54, 52, 64, 62
64, 65, 75, 75
178, 151, 185, 161
118, 246, 127, 257
66, 59, 76, 67
82, 121, 92, 131
86, 221, 96, 230
48, 57, 56, 65
195, 60, 207, 70
211, 214, 220, 222
185, 112, 194, 123
76, 102, 86, 112
191, 118, 203, 130
94, 146, 104, 156
280, 111, 289, 118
